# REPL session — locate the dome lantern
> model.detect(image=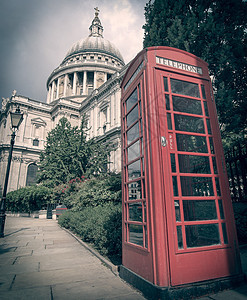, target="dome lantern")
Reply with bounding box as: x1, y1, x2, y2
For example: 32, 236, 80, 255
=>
89, 7, 103, 38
